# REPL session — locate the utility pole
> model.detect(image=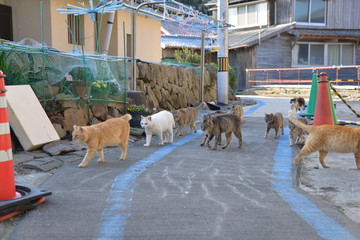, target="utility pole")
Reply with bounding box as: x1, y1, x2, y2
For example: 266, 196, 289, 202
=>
217, 0, 229, 105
